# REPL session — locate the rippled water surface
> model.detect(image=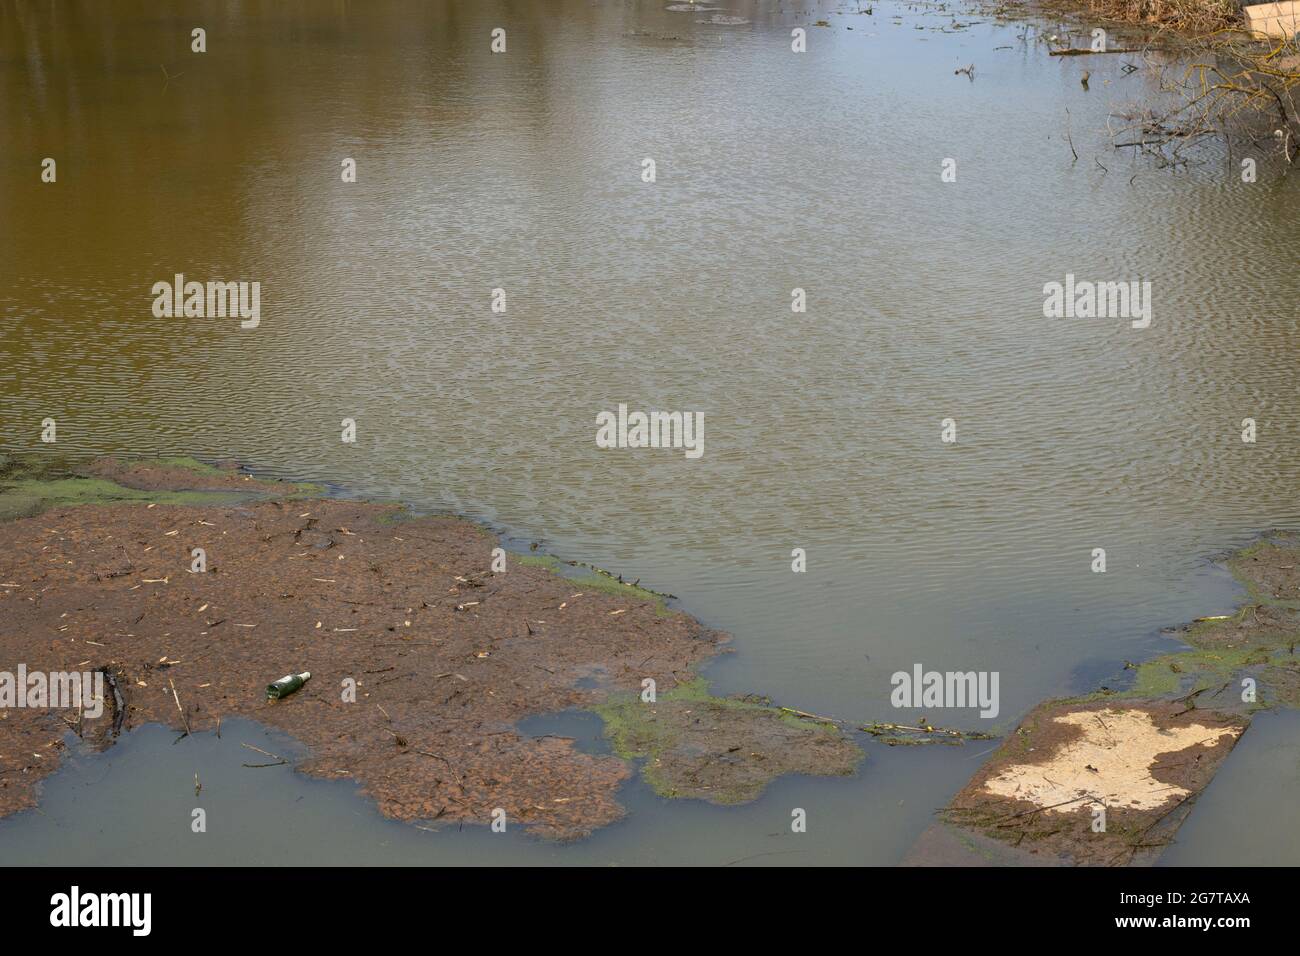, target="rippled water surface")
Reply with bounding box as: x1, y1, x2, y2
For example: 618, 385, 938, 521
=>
1, 0, 1298, 864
